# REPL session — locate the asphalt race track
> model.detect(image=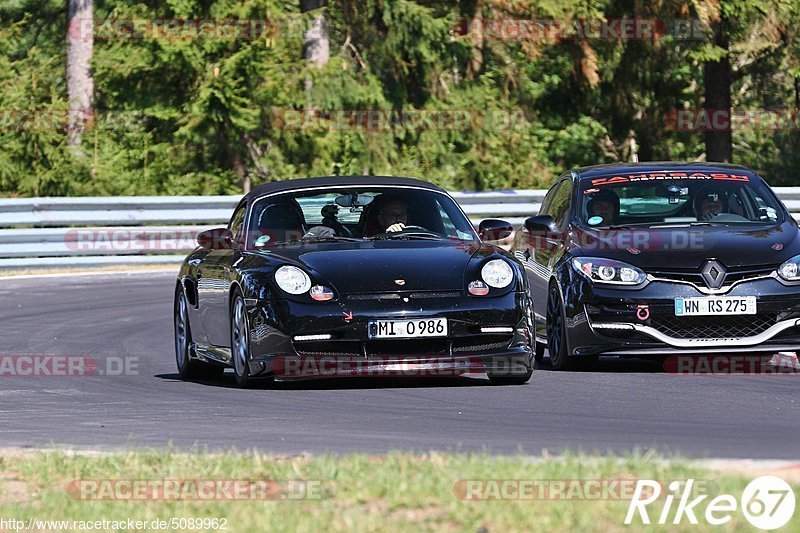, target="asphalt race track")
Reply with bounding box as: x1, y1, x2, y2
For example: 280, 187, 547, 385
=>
0, 271, 798, 458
